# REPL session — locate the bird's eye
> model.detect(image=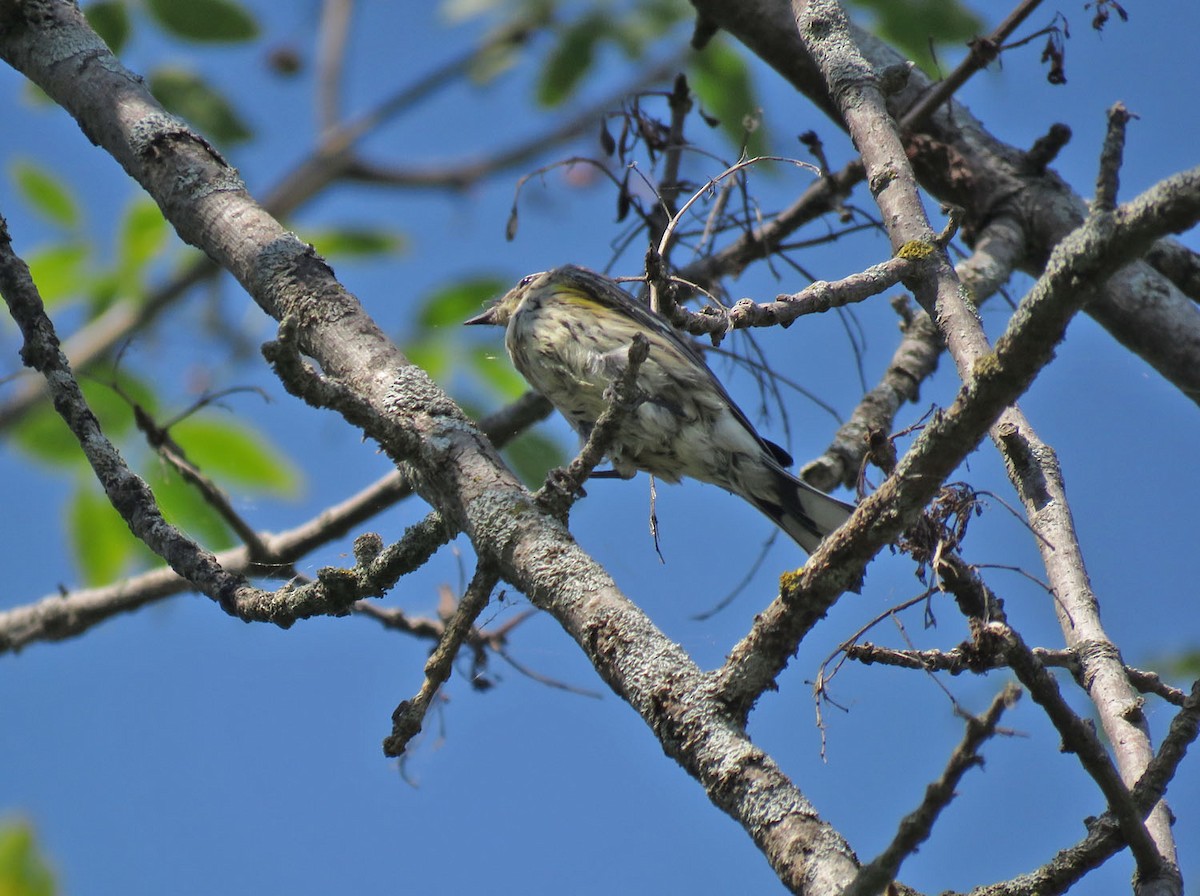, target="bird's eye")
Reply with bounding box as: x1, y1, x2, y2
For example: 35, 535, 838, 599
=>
519, 274, 537, 287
